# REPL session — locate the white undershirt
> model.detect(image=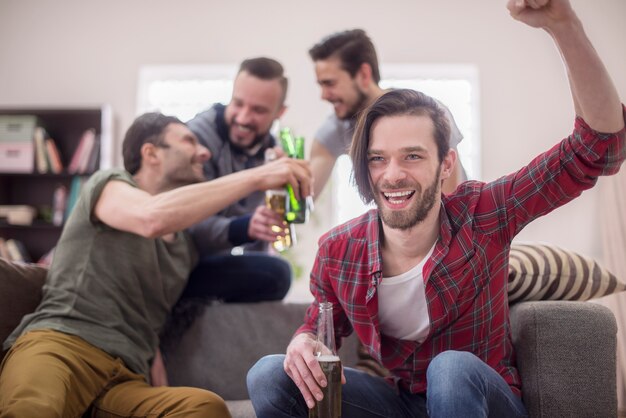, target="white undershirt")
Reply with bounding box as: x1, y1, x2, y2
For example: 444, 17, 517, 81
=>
378, 244, 435, 342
